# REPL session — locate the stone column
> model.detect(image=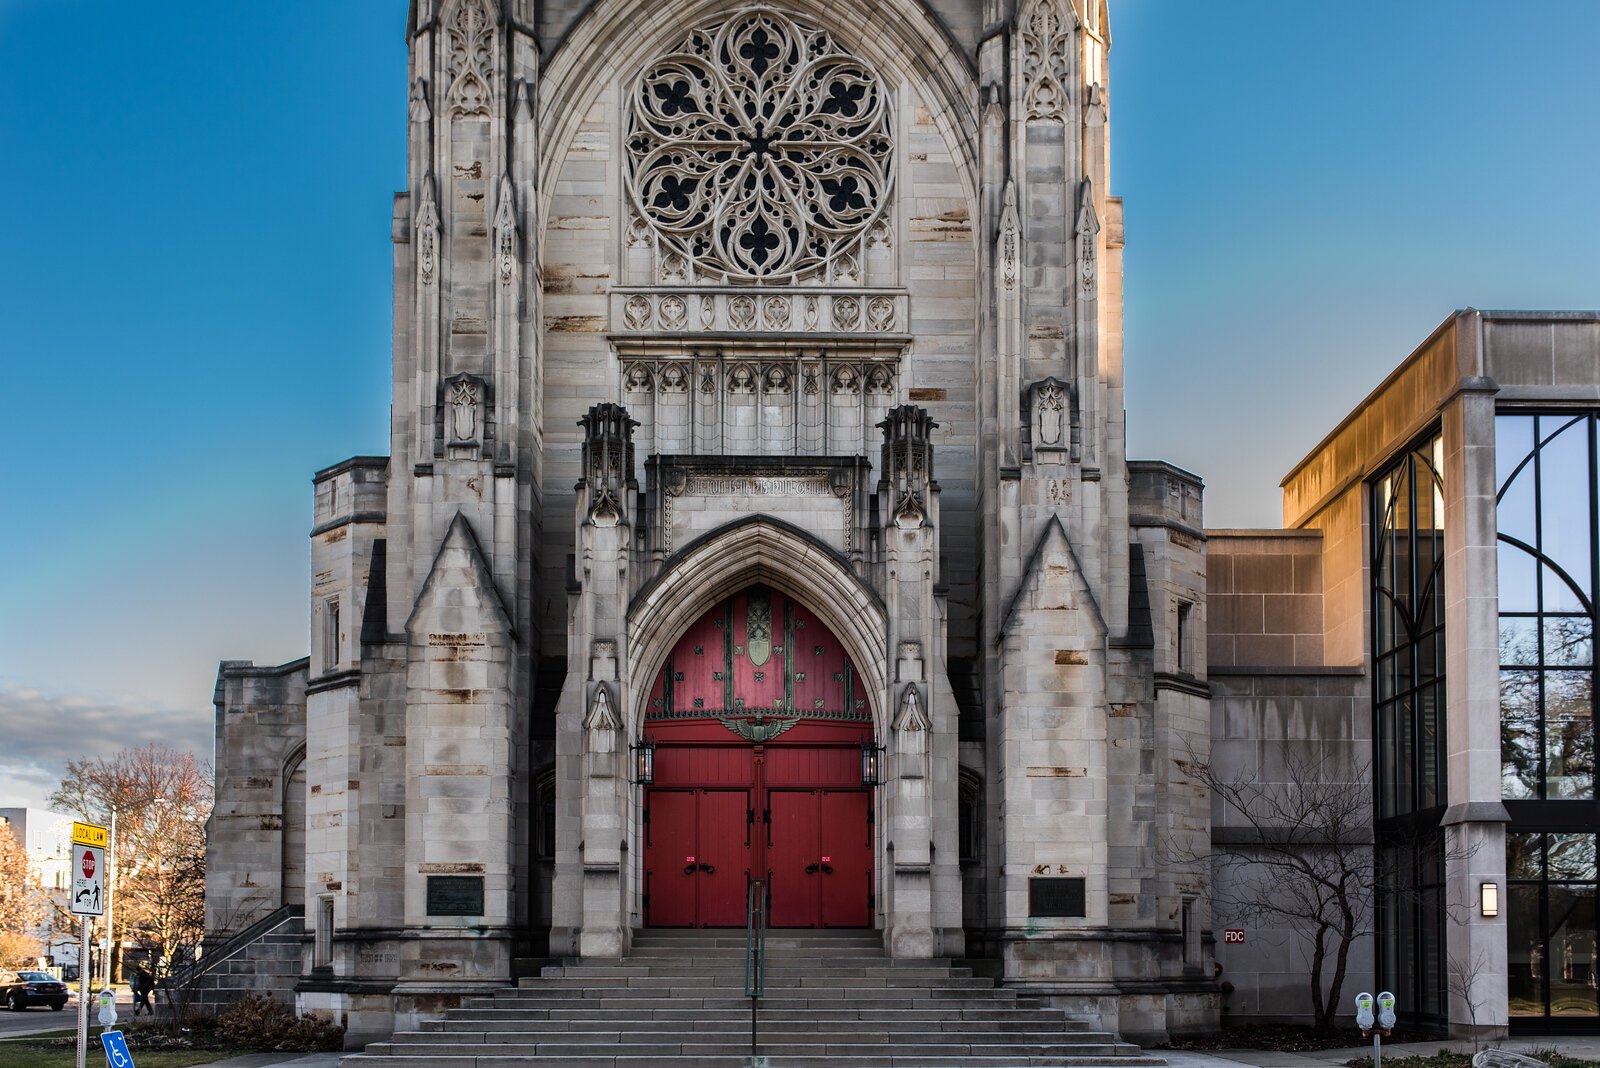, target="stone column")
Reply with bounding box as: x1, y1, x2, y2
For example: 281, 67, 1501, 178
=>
1441, 372, 1509, 1038
555, 404, 639, 958
877, 405, 962, 957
